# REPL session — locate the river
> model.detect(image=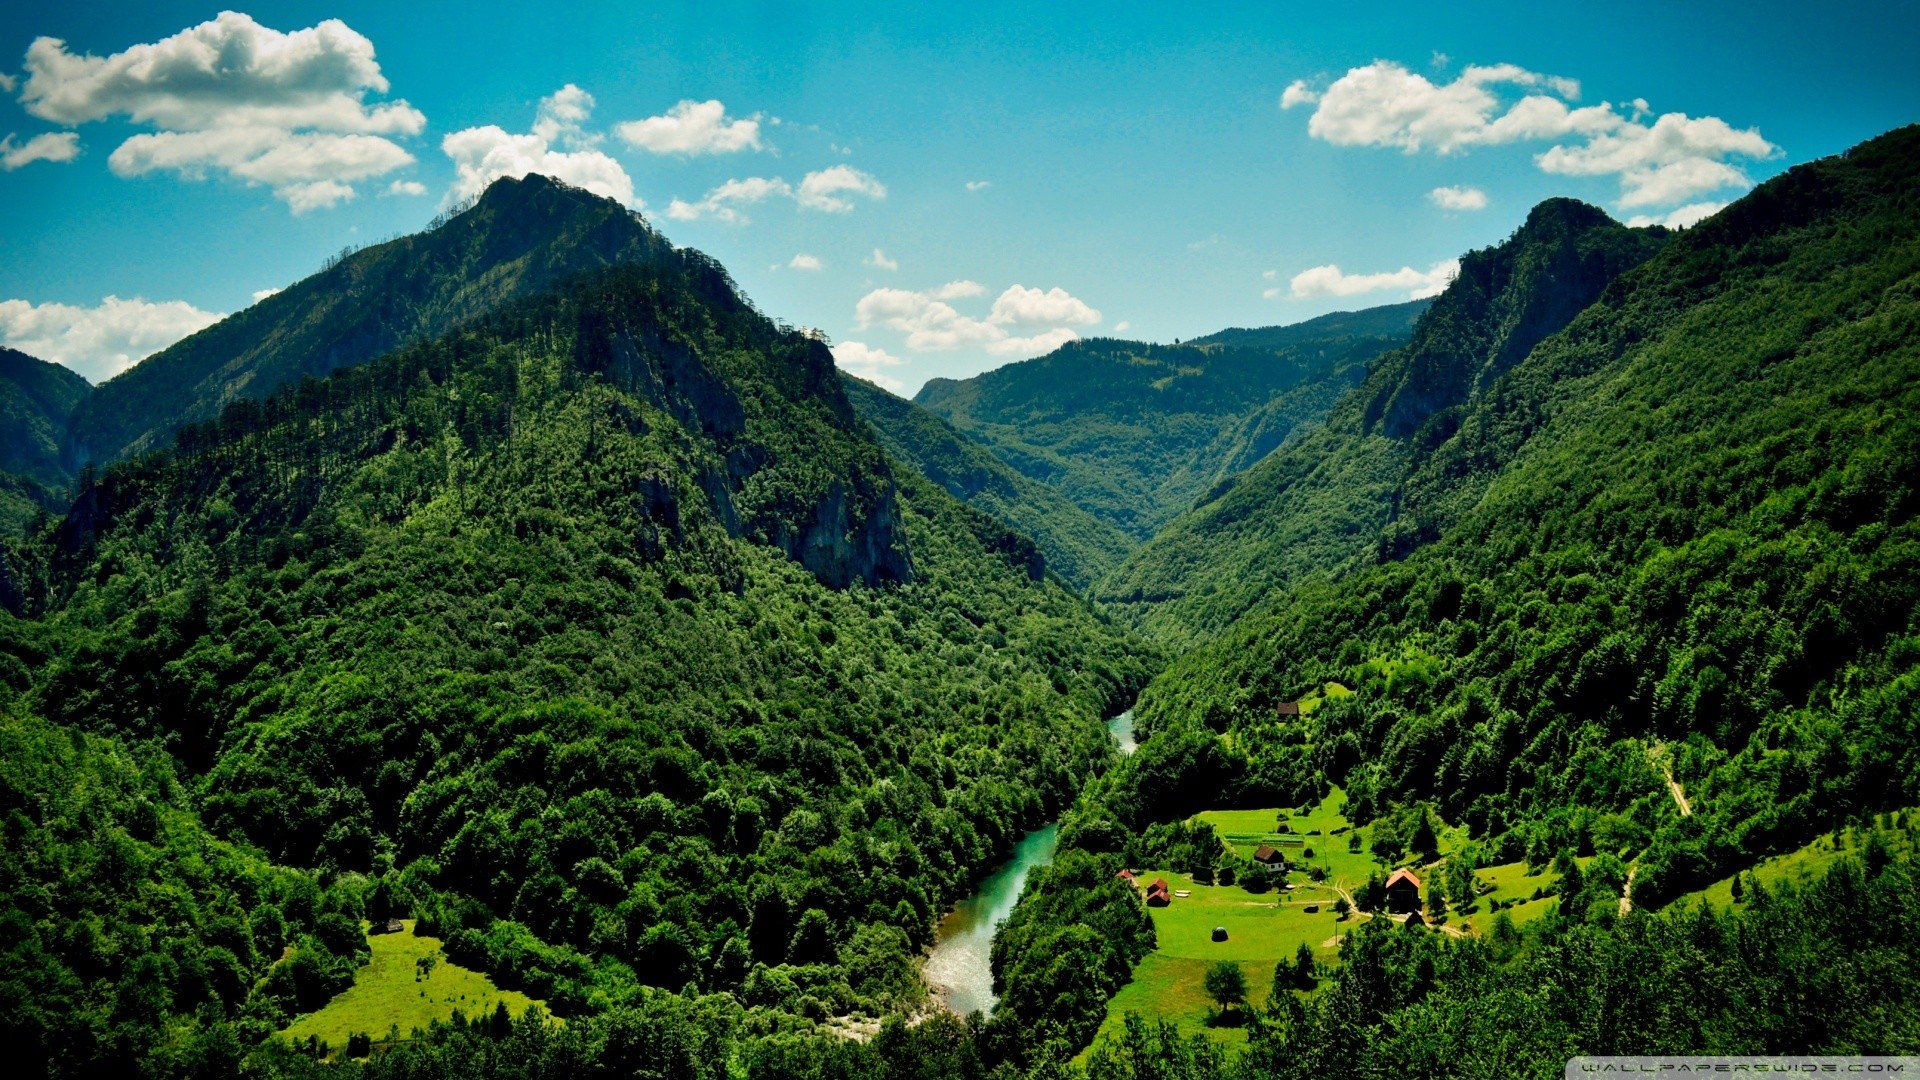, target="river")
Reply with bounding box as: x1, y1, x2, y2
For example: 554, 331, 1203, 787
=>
923, 710, 1136, 1015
